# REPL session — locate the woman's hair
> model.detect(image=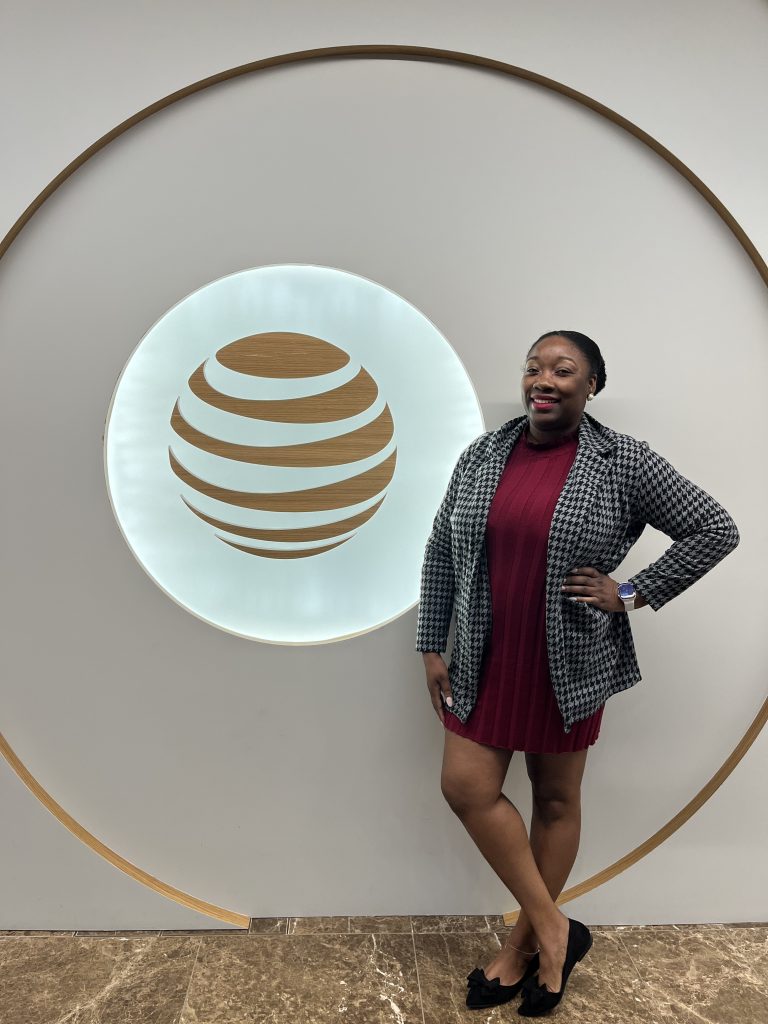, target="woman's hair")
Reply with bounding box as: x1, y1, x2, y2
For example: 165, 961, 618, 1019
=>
528, 330, 607, 395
